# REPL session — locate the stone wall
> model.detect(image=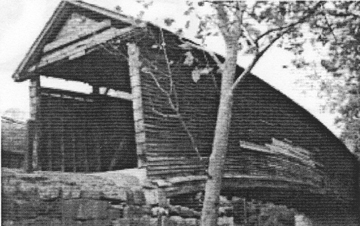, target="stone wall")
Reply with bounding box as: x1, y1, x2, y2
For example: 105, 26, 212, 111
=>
1, 168, 228, 226
2, 168, 297, 226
